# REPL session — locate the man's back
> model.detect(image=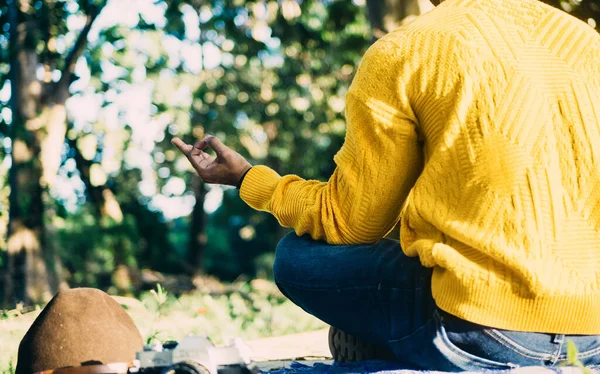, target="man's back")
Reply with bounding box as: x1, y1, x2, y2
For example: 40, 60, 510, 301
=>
383, 0, 600, 333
